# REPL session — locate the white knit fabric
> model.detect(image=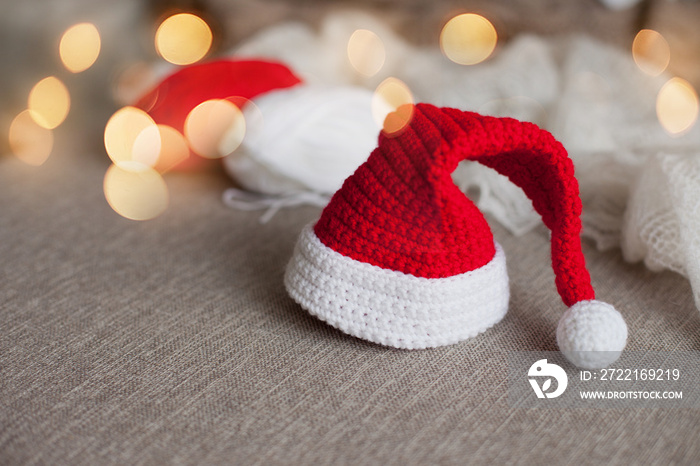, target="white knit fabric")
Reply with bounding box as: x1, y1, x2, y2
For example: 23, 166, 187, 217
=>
284, 224, 510, 349
622, 152, 700, 310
